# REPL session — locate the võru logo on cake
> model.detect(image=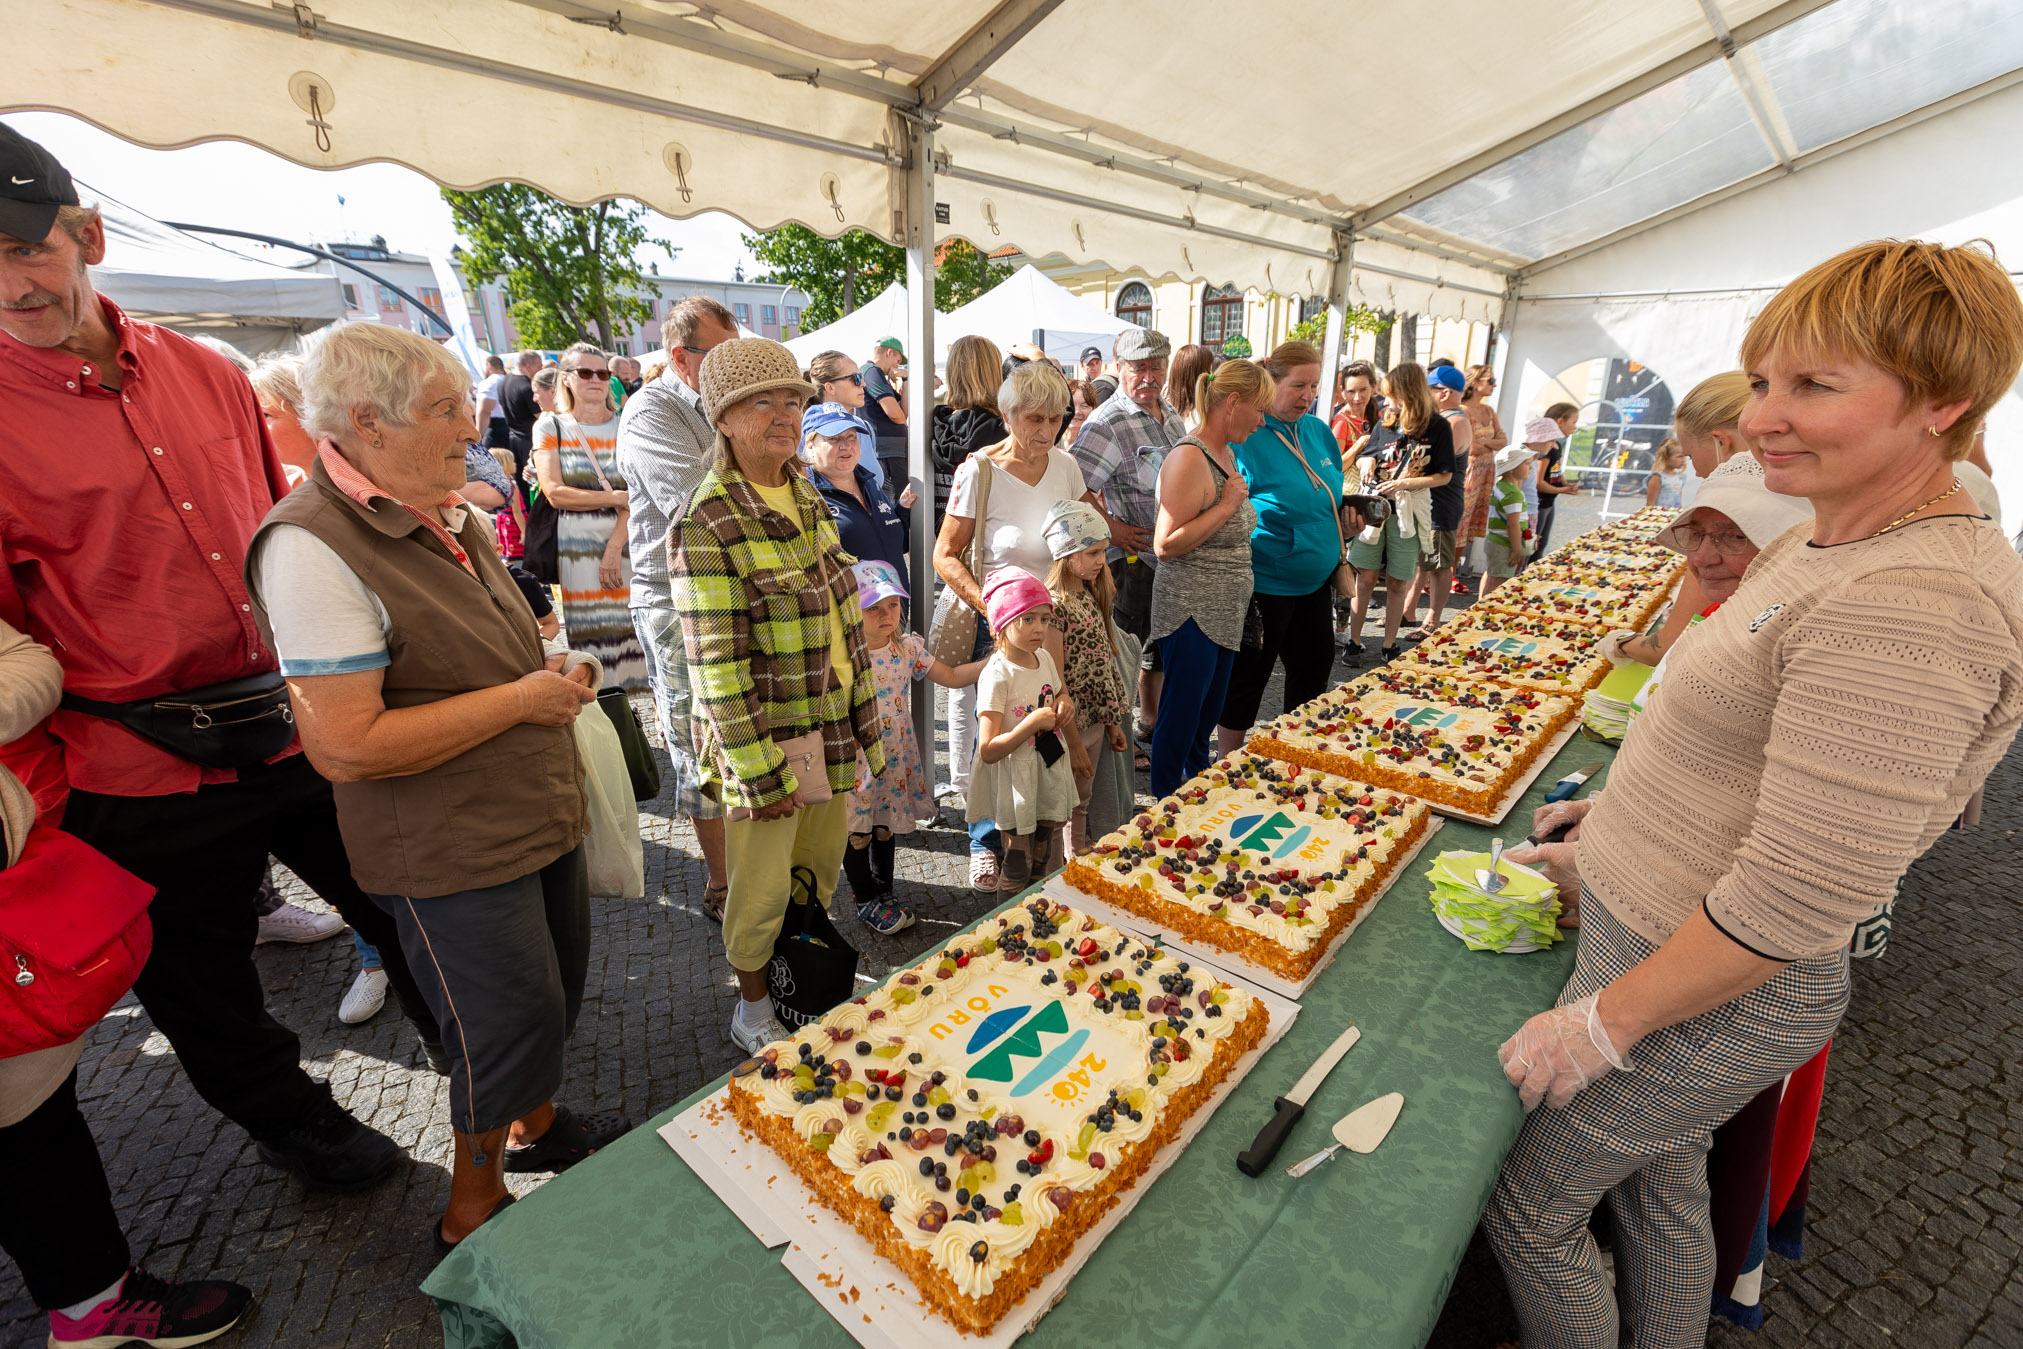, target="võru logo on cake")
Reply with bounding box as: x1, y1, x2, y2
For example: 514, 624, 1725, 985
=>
927, 987, 1112, 1106
1473, 635, 1540, 657
1542, 584, 1601, 601
1392, 704, 1459, 729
